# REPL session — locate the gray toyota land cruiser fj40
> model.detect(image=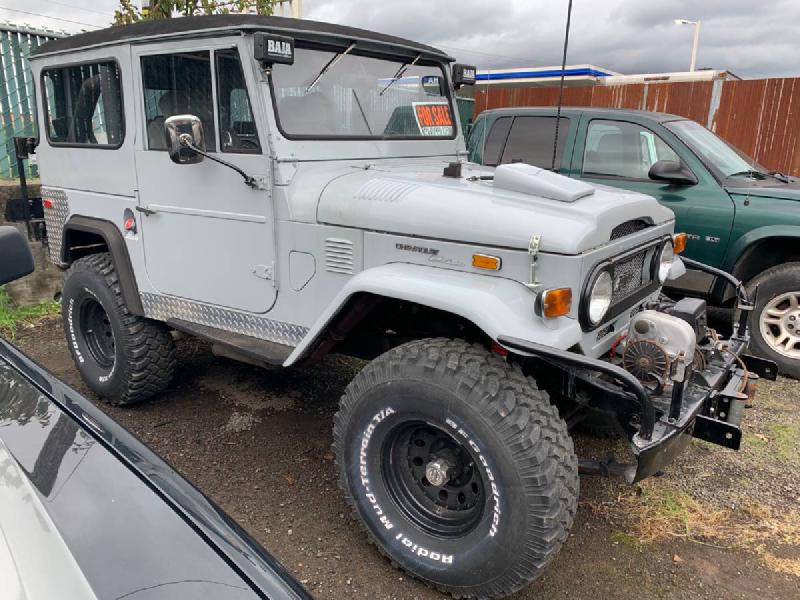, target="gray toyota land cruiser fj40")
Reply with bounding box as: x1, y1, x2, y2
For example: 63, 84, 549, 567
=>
27, 14, 775, 599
